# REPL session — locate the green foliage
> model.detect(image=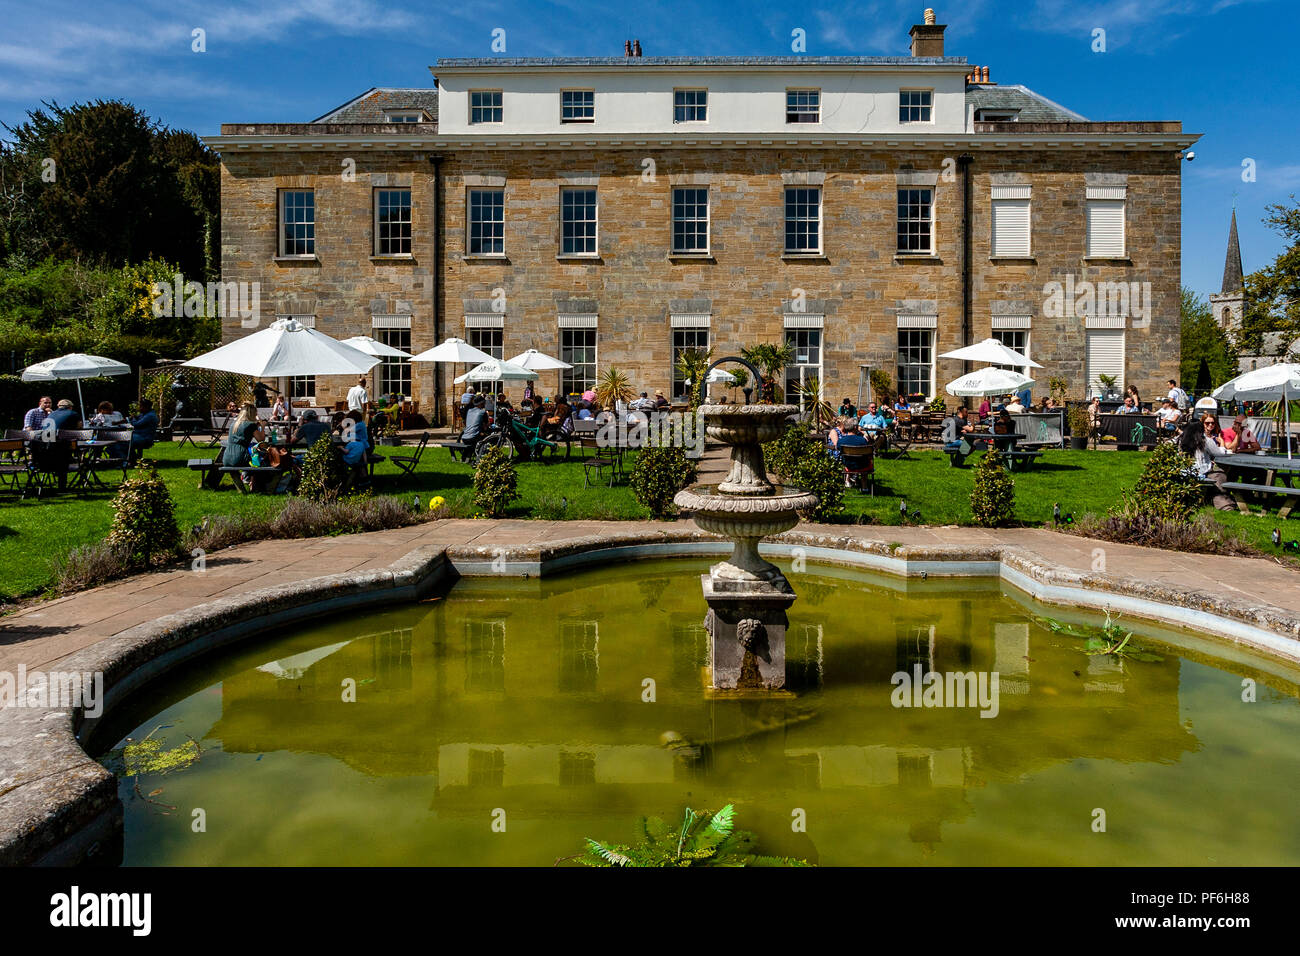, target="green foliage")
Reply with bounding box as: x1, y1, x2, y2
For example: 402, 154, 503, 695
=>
762, 424, 844, 521
1048, 376, 1070, 404
1119, 441, 1202, 523
969, 449, 1015, 527
575, 804, 810, 867
926, 395, 947, 413
1180, 286, 1238, 389
1037, 610, 1164, 663
298, 435, 346, 503
741, 342, 795, 402
629, 444, 698, 518
107, 466, 180, 567
0, 100, 219, 278
1239, 199, 1300, 353
472, 445, 520, 517
869, 368, 896, 404
594, 366, 635, 409
673, 347, 712, 408
792, 375, 836, 428
1067, 403, 1091, 437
